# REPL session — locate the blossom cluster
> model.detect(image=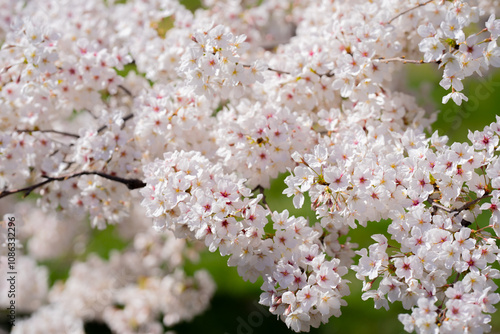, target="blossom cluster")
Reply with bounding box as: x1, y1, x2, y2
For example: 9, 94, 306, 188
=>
215, 102, 317, 188
285, 113, 500, 332
179, 24, 266, 98
1, 0, 500, 333
140, 150, 351, 331
418, 6, 500, 105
